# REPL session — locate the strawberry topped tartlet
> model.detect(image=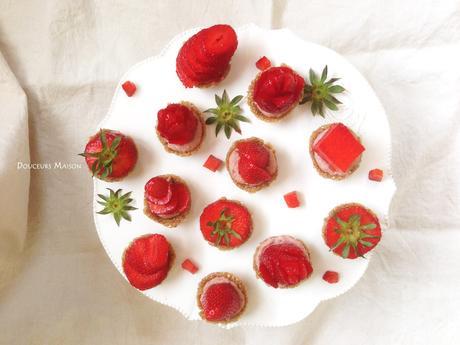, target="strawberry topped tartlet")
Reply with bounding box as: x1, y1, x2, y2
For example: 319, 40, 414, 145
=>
176, 24, 238, 88
254, 236, 313, 288
323, 203, 381, 259
80, 129, 138, 181
248, 65, 304, 121
122, 234, 174, 291
197, 272, 247, 323
226, 137, 278, 192
310, 123, 365, 180
199, 198, 252, 250
144, 175, 191, 227
156, 102, 205, 156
